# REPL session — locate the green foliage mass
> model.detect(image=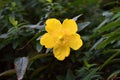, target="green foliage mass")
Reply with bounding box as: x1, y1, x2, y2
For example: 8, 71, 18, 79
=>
0, 0, 120, 80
